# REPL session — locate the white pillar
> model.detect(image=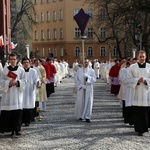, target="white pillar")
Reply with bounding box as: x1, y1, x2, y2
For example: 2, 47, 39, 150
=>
132, 48, 136, 58
26, 44, 30, 58
82, 39, 85, 62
